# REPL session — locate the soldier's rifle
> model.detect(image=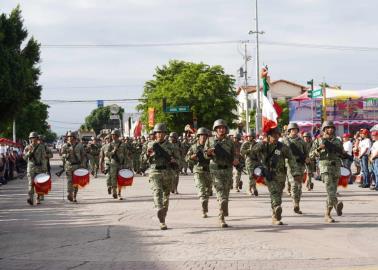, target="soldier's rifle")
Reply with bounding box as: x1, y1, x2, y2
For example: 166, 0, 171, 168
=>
153, 143, 179, 170
214, 143, 233, 163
